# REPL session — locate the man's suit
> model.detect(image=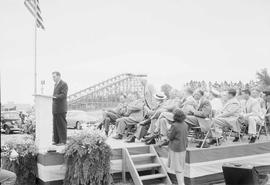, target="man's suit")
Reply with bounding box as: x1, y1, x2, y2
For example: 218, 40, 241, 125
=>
242, 97, 261, 135
185, 98, 212, 132
212, 97, 241, 137
115, 99, 144, 135
53, 80, 68, 144
180, 96, 198, 115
